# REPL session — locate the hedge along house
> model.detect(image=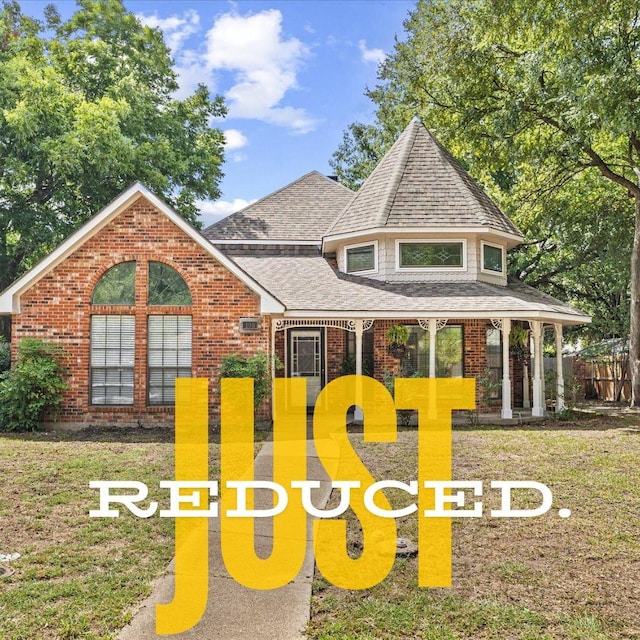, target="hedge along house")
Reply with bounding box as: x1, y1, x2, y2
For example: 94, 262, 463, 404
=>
0, 119, 589, 426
